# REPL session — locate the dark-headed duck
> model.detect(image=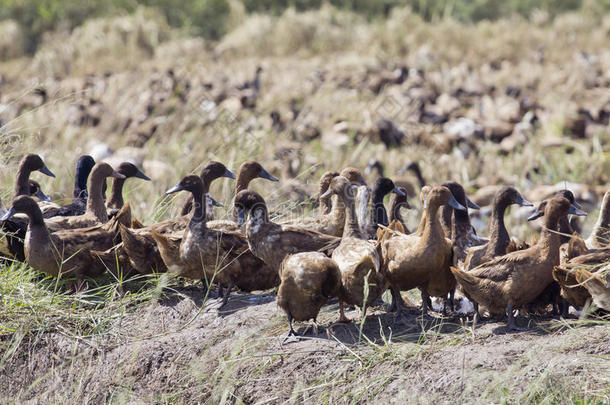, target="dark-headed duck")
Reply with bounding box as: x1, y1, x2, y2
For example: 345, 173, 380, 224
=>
106, 162, 150, 218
